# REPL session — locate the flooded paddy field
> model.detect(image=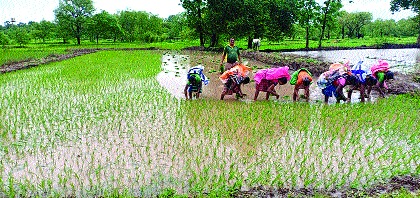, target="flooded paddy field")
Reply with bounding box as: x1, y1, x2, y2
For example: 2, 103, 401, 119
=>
157, 51, 409, 104
0, 49, 419, 197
